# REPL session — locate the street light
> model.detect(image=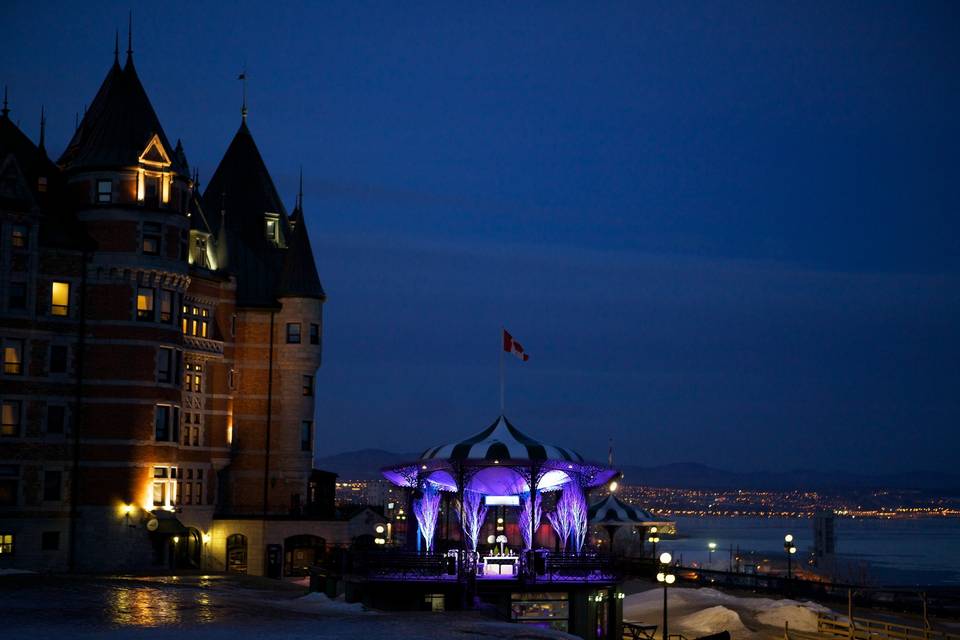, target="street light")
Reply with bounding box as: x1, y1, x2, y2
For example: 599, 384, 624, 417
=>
647, 526, 659, 560
784, 534, 797, 579
708, 541, 717, 566
657, 552, 676, 640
